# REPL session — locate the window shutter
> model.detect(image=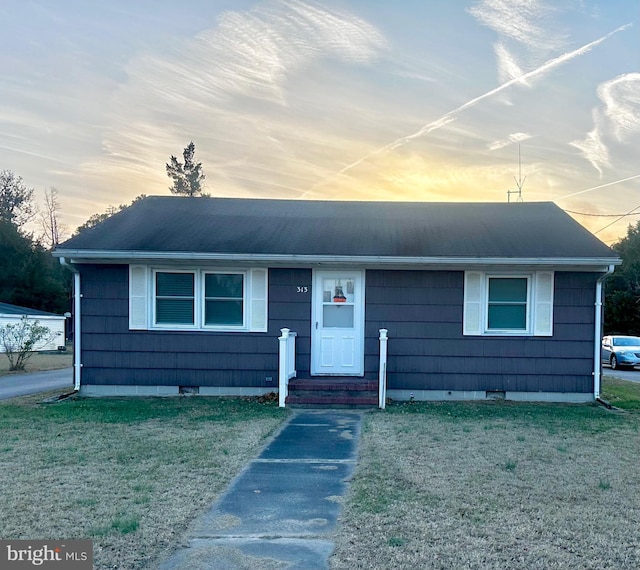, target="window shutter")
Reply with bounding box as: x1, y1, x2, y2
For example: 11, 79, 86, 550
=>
463, 272, 483, 335
129, 265, 149, 330
249, 268, 268, 332
533, 271, 554, 336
